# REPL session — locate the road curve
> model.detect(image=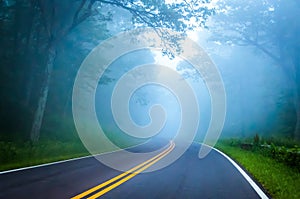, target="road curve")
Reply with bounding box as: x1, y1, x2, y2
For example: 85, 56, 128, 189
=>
0, 141, 267, 199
